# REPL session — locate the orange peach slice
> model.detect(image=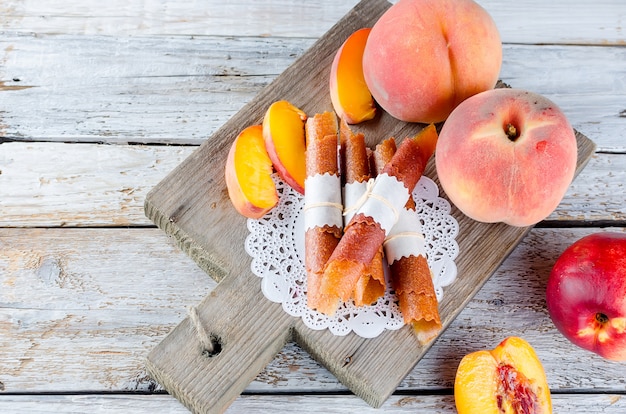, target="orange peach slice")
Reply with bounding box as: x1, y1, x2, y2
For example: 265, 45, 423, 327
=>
455, 337, 552, 414
225, 124, 278, 219
262, 100, 308, 194
329, 28, 376, 124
